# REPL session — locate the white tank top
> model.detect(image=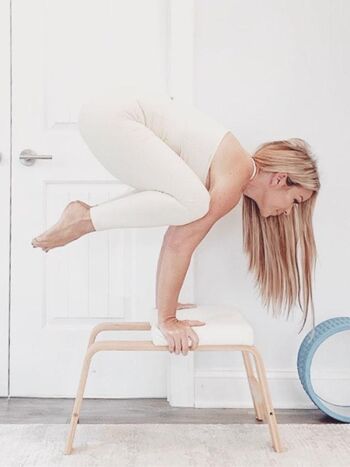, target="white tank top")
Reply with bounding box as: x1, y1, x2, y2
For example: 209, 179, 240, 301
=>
97, 84, 230, 186
139, 91, 229, 186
